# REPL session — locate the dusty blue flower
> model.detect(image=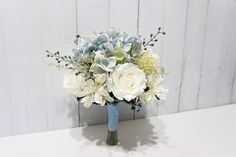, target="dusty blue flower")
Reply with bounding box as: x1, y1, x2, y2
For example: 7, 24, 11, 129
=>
95, 33, 109, 45
72, 48, 80, 61
90, 51, 116, 74
82, 43, 97, 54
125, 37, 142, 54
